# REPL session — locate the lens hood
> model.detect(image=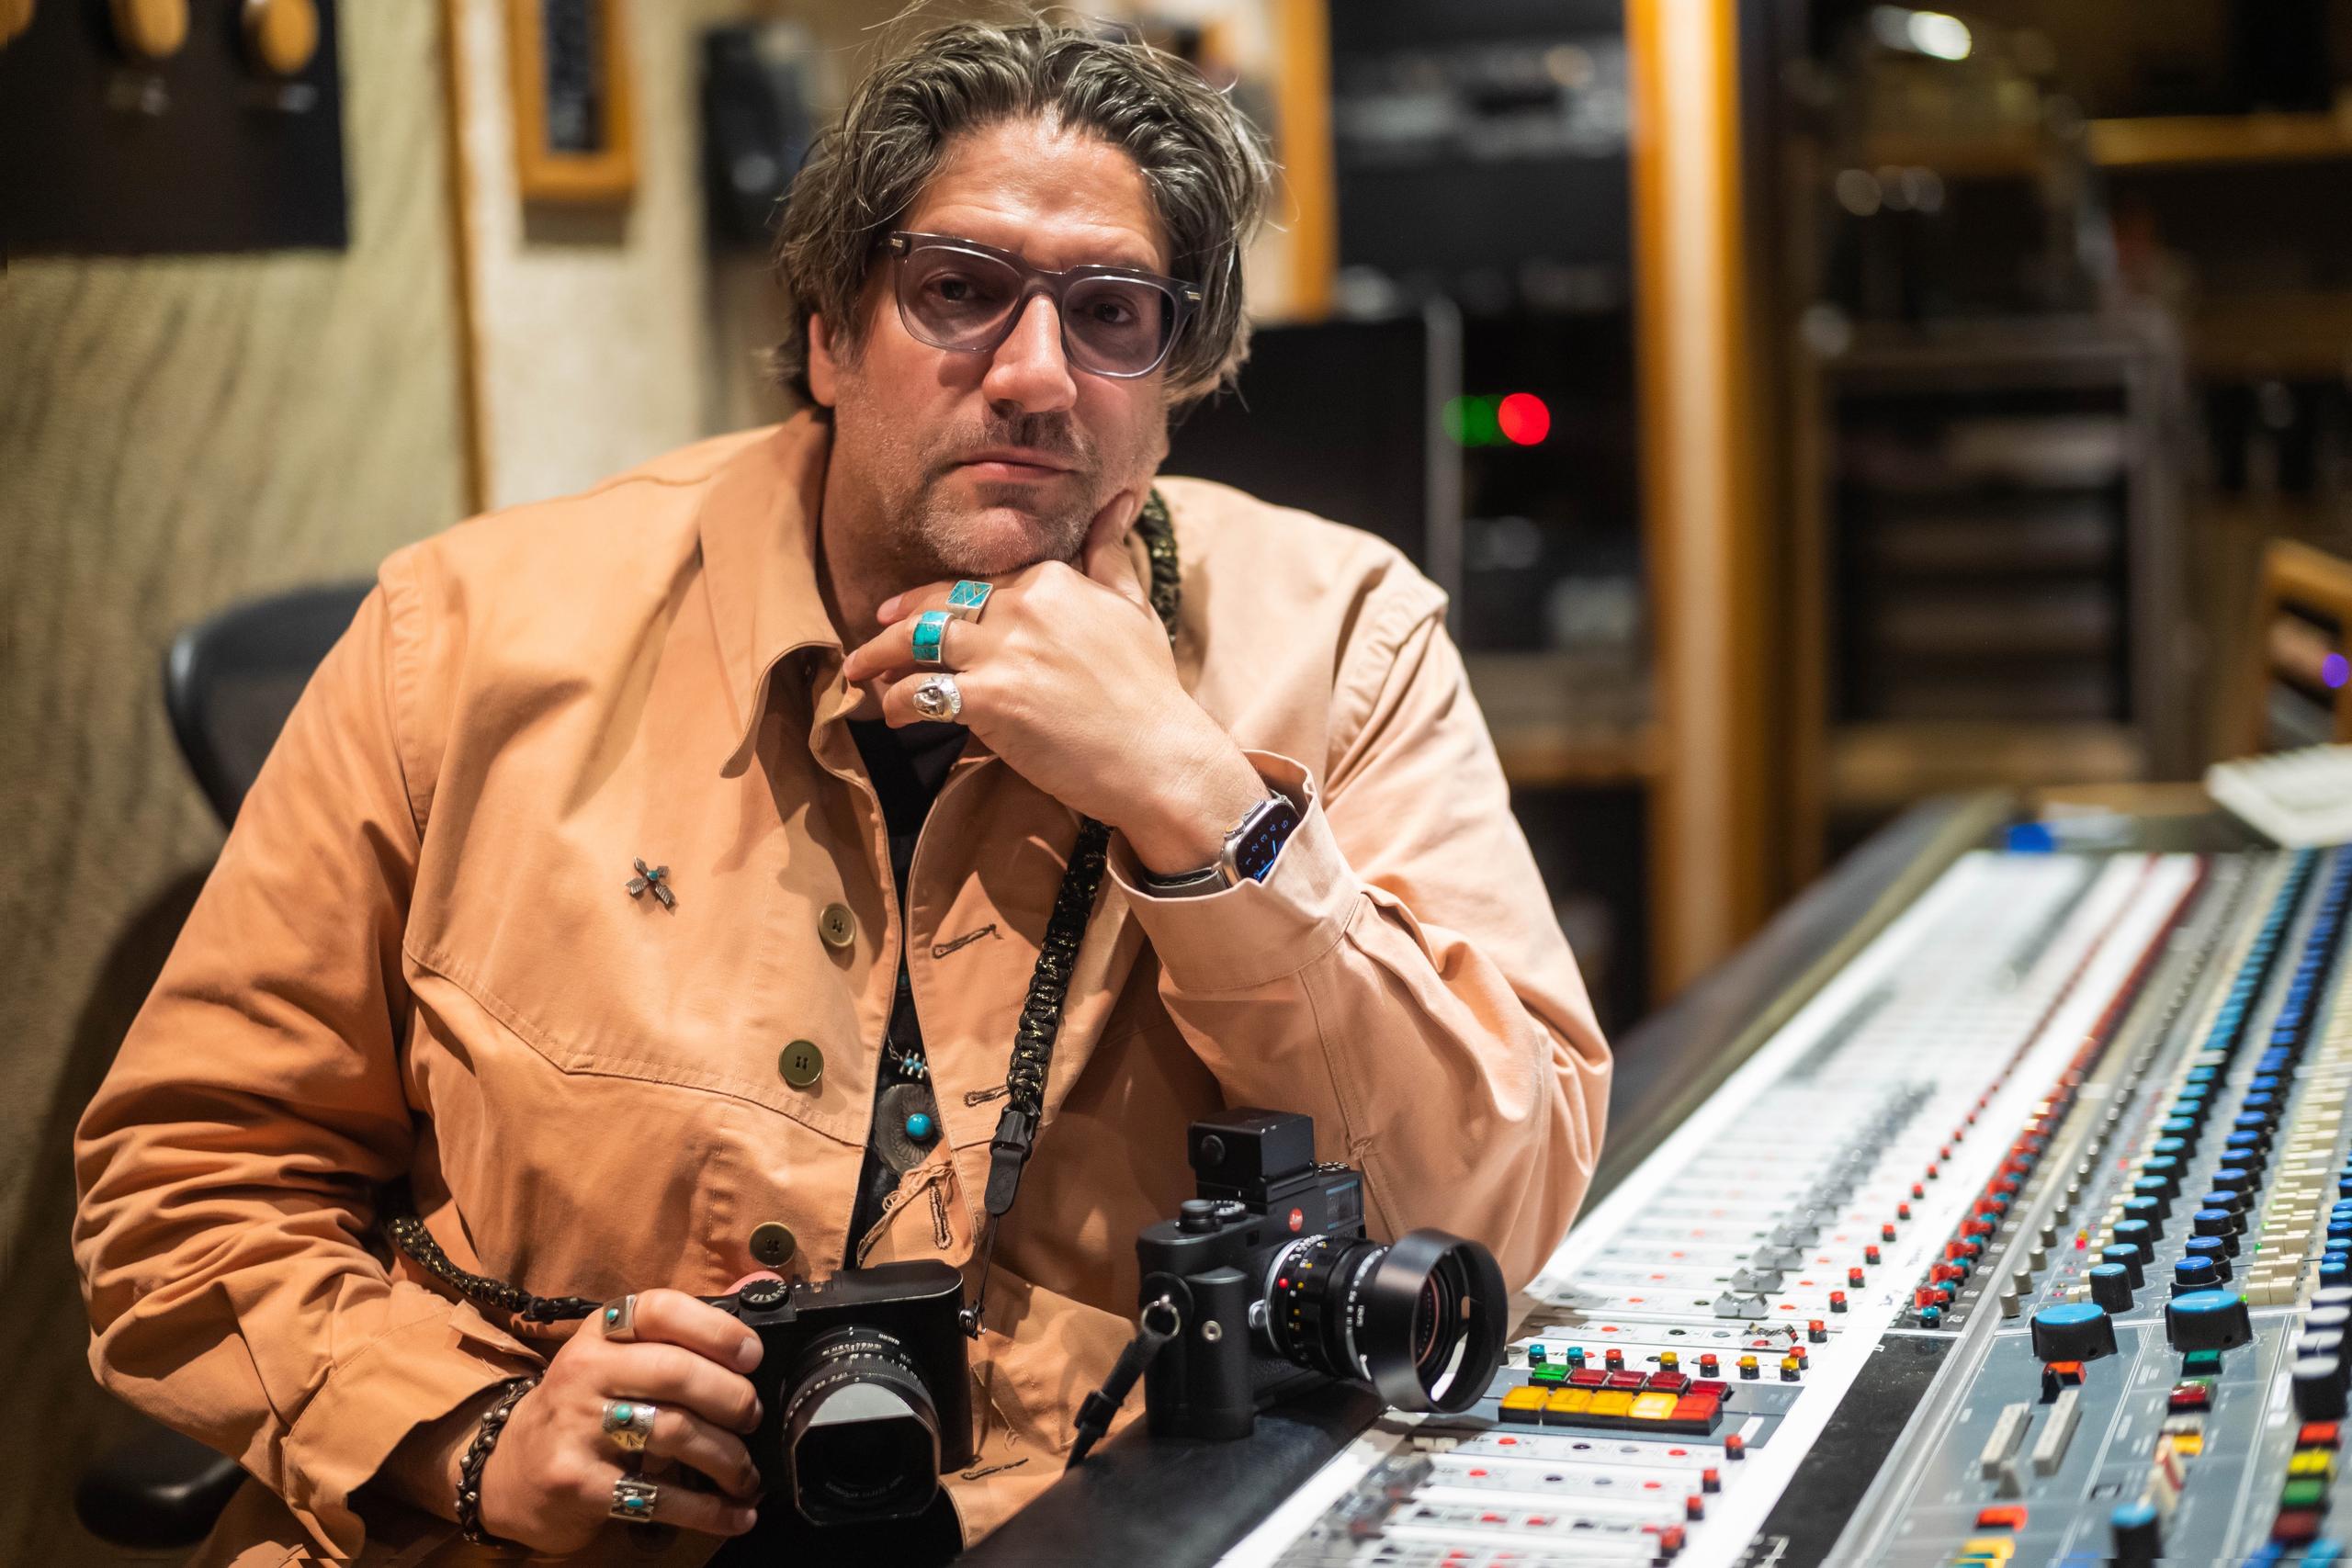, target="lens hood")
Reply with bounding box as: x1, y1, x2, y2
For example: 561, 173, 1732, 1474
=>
1359, 1227, 1510, 1414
